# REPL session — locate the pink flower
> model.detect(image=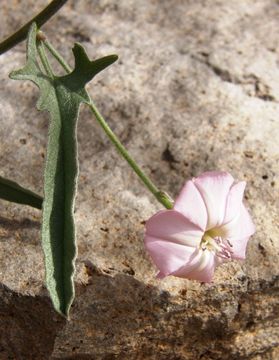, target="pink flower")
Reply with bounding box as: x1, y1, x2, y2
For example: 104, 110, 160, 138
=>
144, 171, 255, 282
